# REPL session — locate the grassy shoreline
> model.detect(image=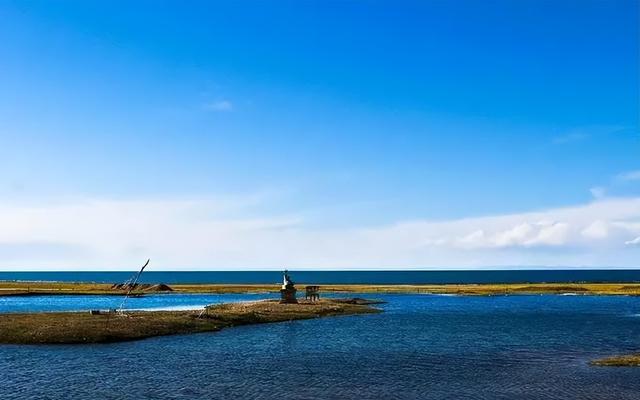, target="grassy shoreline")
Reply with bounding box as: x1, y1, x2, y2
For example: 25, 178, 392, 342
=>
2, 281, 640, 296
2, 283, 638, 367
591, 354, 640, 367
0, 299, 381, 344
